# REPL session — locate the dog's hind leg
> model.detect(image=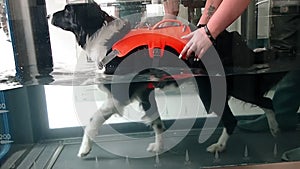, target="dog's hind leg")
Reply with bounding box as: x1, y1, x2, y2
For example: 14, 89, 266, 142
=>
207, 102, 237, 153
207, 128, 230, 153
245, 98, 280, 137
196, 77, 235, 153
139, 88, 164, 153
77, 98, 125, 157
